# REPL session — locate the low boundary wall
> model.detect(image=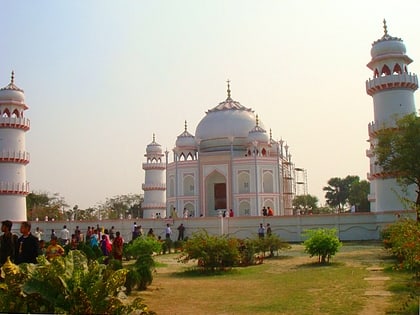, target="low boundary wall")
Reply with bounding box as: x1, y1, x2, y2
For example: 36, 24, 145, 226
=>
23, 210, 415, 243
